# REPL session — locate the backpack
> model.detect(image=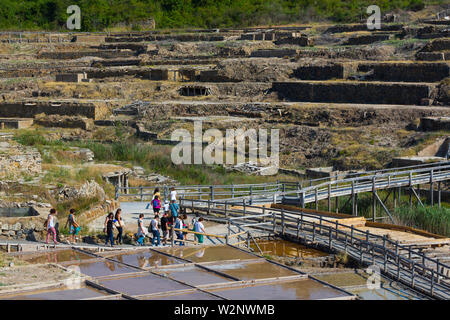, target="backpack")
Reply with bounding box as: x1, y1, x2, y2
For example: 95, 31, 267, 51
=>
152, 199, 159, 209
